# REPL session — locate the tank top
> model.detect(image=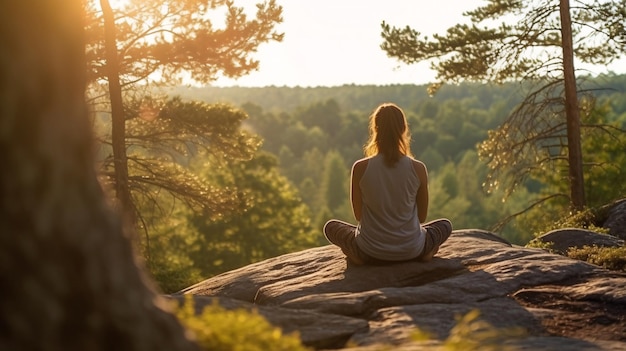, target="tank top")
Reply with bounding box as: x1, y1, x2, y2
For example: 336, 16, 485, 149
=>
355, 154, 425, 261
